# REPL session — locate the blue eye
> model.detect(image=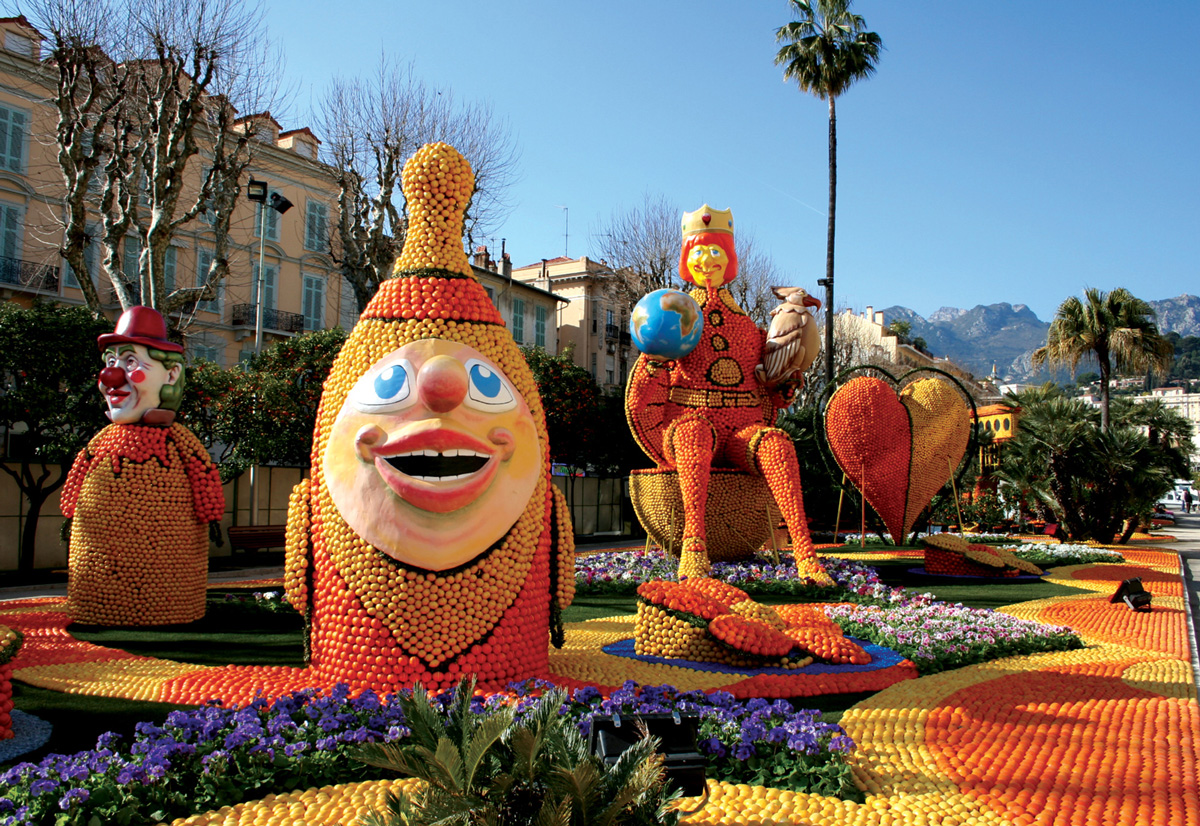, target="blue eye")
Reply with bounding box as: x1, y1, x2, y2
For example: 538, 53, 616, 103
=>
464, 359, 516, 411
350, 359, 416, 412
375, 365, 408, 401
